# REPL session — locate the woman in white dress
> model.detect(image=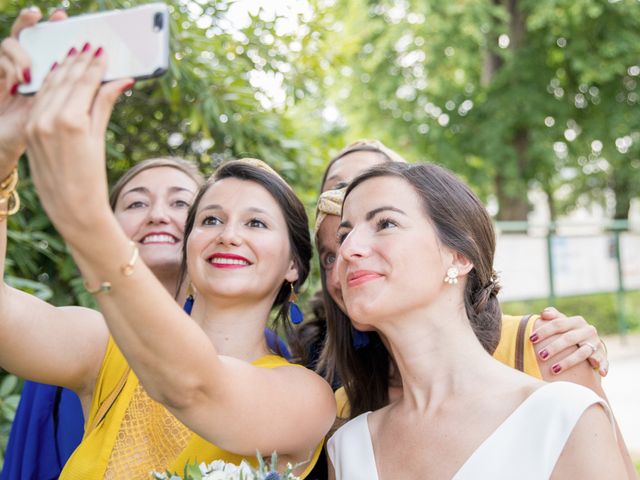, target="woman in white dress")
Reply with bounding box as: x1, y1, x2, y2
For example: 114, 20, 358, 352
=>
327, 162, 627, 479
